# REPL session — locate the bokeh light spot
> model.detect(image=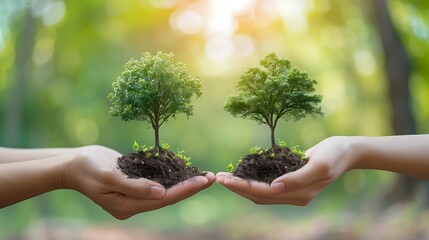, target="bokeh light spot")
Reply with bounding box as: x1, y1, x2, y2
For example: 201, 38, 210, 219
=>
170, 9, 205, 34
32, 36, 54, 65
205, 37, 234, 60
33, 0, 66, 26
353, 49, 376, 77
233, 34, 255, 57
75, 118, 99, 145
179, 195, 219, 225
343, 170, 366, 194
